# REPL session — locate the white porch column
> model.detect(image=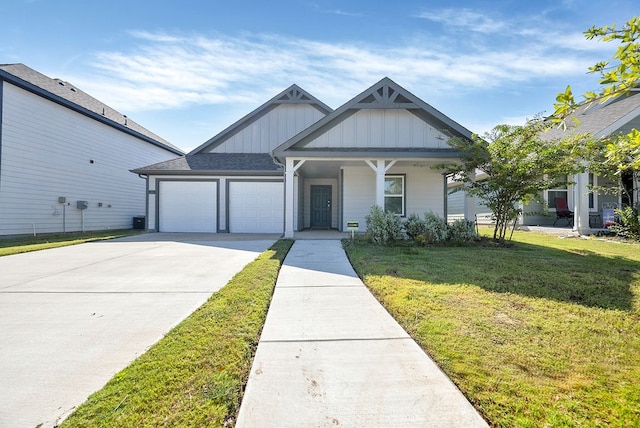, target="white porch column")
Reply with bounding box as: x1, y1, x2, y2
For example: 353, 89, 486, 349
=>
284, 158, 295, 238
464, 171, 477, 223
573, 172, 590, 234
375, 159, 385, 208
365, 160, 396, 209
284, 158, 305, 238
